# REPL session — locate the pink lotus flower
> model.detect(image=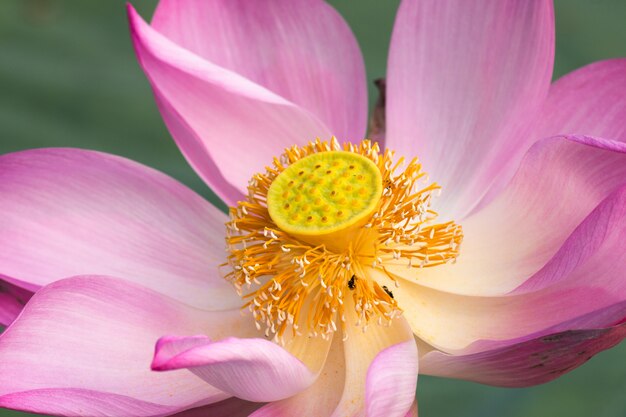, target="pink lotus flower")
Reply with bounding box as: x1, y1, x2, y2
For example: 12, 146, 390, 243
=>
0, 0, 625, 416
